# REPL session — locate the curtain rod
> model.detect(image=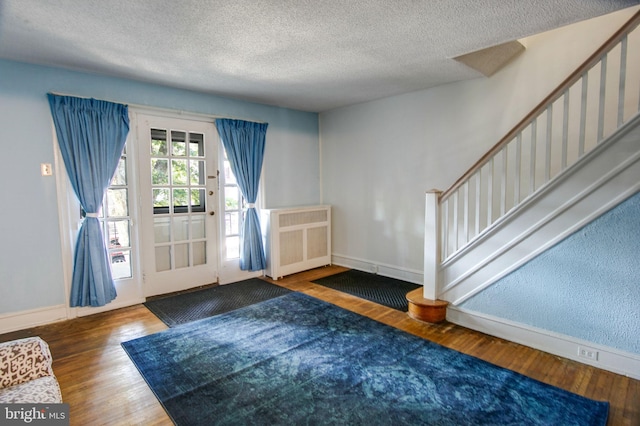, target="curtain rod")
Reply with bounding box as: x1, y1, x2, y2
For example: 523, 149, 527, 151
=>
47, 91, 268, 124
